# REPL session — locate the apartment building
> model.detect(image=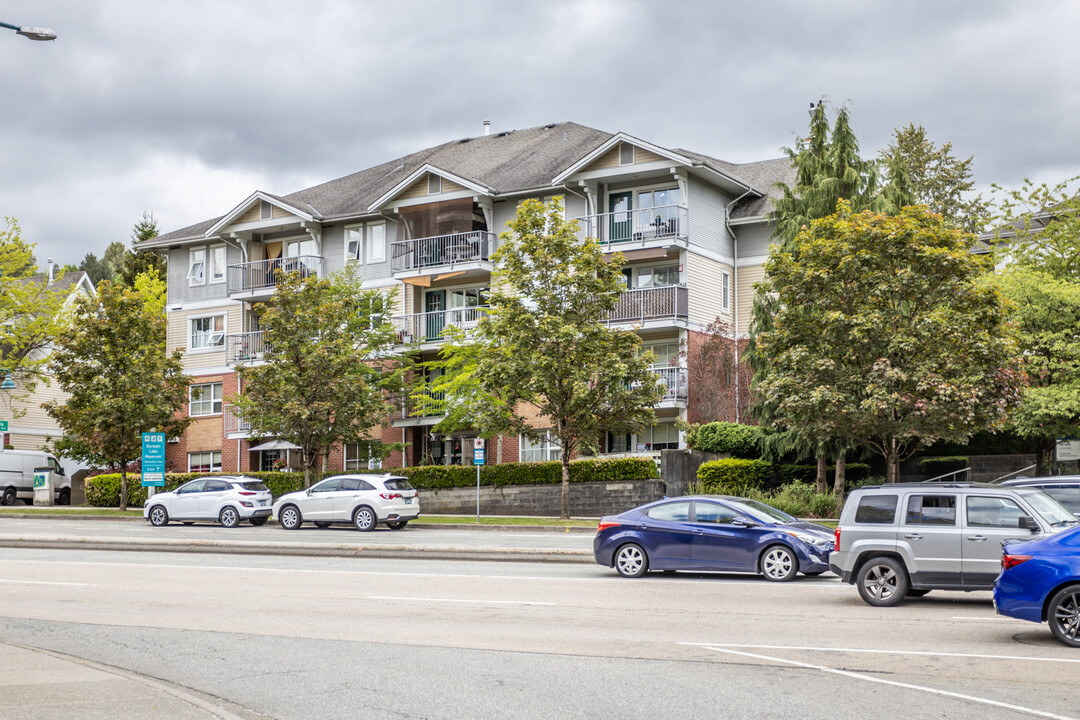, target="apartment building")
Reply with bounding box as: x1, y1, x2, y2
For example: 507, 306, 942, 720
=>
139, 122, 792, 473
